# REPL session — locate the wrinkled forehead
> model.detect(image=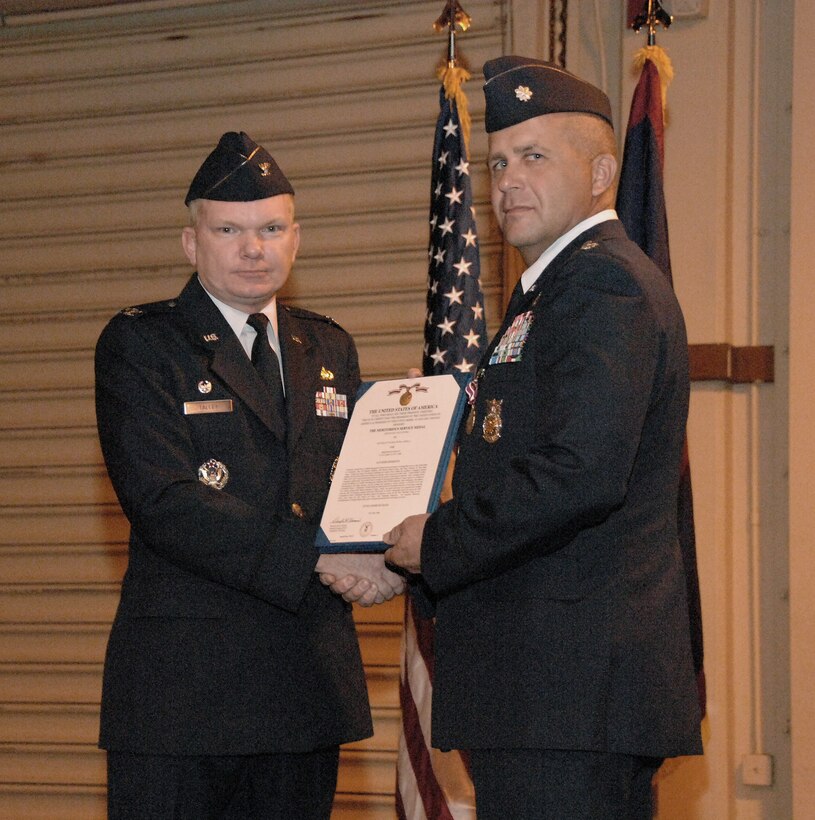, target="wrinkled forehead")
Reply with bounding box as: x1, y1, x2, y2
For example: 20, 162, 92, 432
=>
487, 112, 585, 154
